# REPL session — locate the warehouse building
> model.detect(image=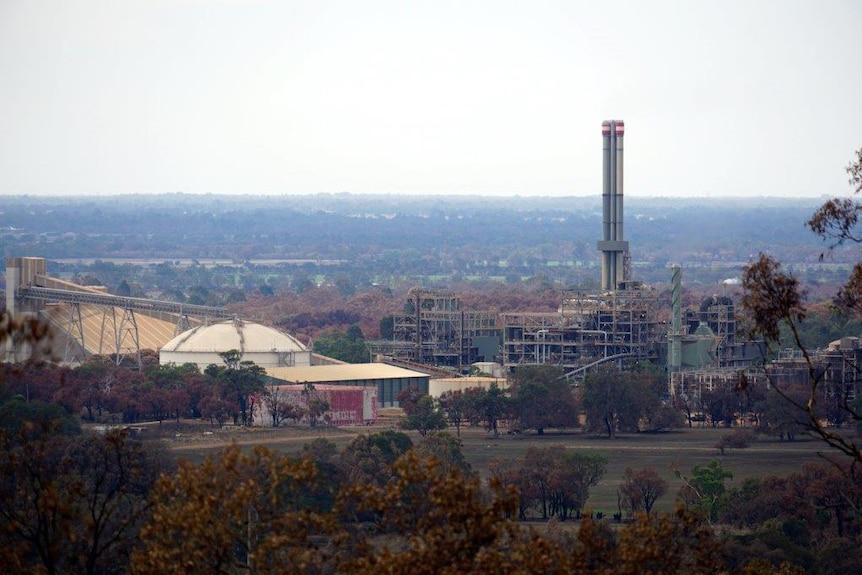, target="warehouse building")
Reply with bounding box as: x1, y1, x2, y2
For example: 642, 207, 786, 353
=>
265, 363, 430, 408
